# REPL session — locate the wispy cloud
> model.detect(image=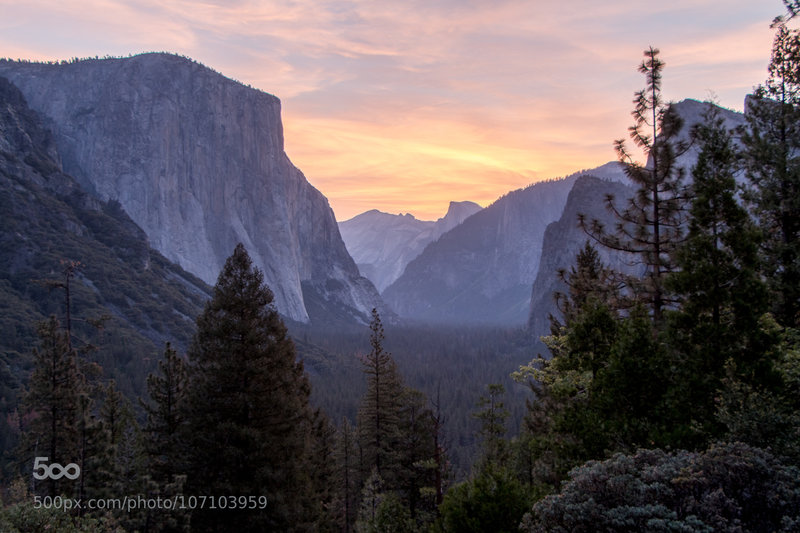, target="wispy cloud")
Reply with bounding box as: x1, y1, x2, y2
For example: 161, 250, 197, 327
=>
0, 0, 783, 219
